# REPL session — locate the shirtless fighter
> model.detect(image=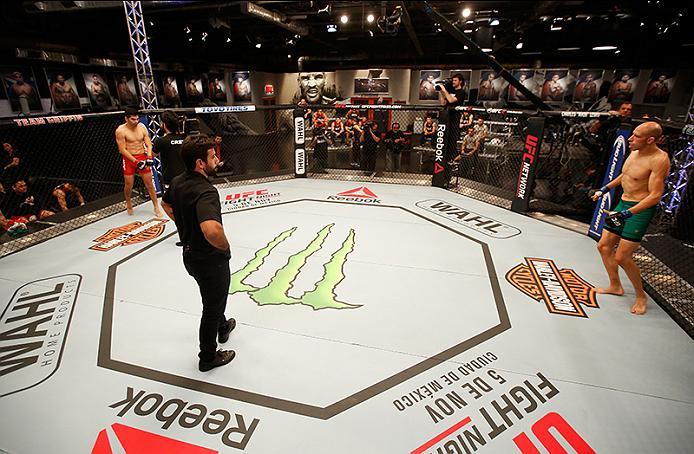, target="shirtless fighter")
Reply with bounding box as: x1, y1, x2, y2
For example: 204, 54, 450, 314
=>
590, 121, 670, 315
115, 107, 163, 217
